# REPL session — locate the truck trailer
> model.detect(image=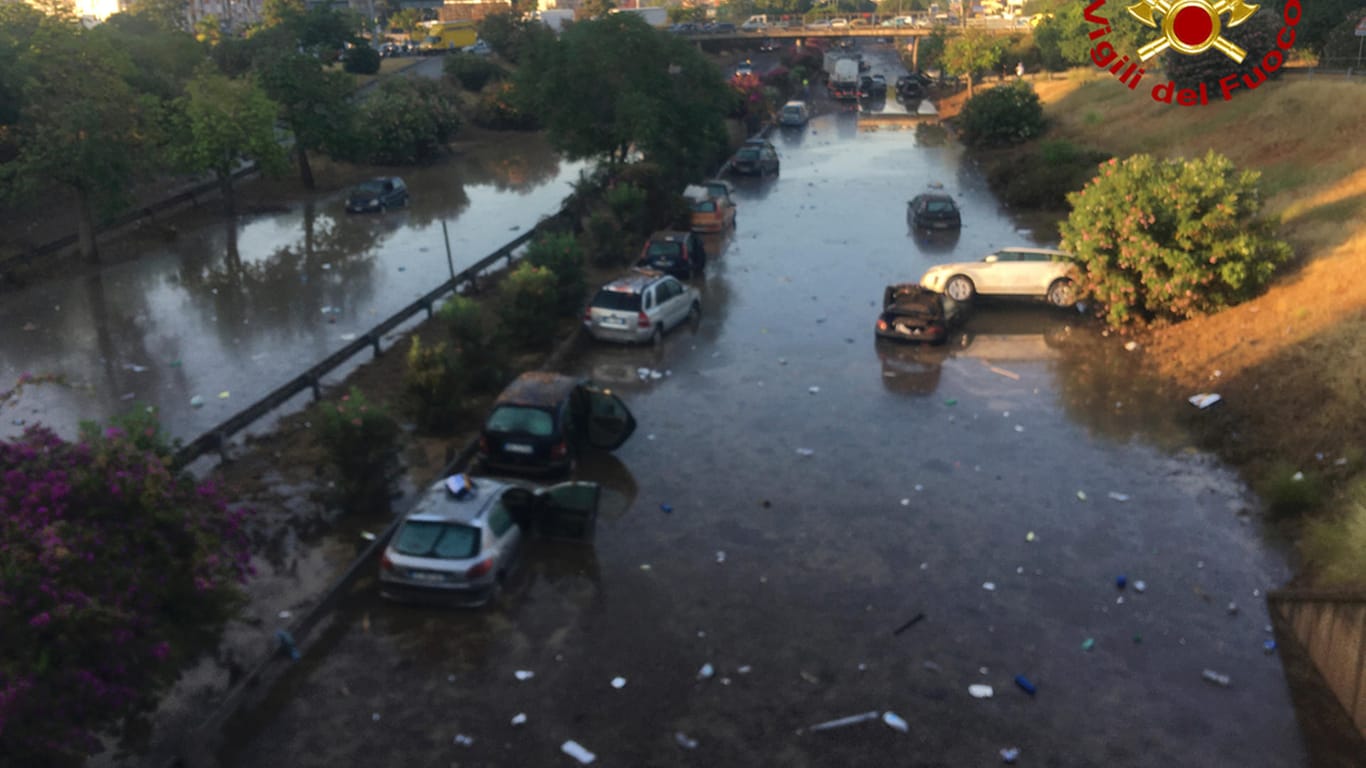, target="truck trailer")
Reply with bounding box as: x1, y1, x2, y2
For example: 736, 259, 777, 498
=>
829, 57, 860, 100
